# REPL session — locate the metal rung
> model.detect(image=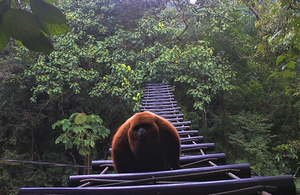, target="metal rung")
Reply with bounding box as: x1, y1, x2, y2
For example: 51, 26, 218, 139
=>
142, 98, 175, 102
69, 164, 251, 187
171, 121, 191, 126
175, 126, 190, 130
140, 105, 178, 109
181, 143, 215, 152
165, 118, 184, 122
141, 101, 177, 105
19, 175, 296, 195
144, 90, 172, 94
152, 110, 180, 115
180, 136, 203, 143
177, 130, 198, 136
140, 107, 181, 112
143, 95, 175, 99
